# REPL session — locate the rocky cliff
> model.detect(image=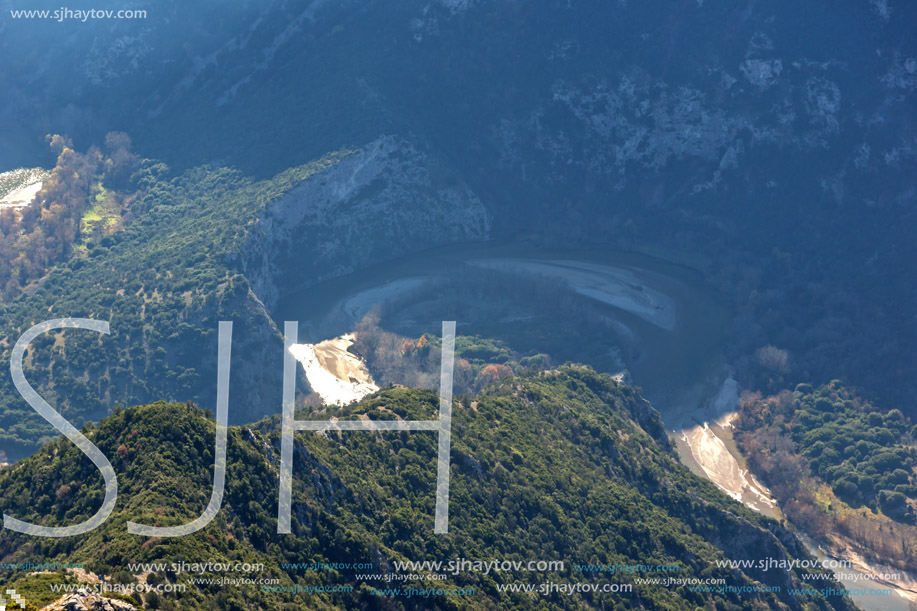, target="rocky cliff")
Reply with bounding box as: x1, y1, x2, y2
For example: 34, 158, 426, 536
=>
241, 135, 491, 310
